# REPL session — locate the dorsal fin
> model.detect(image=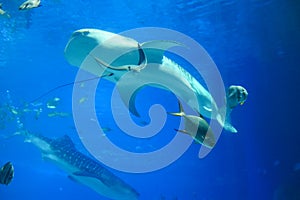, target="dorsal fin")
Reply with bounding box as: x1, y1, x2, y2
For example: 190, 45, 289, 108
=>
141, 40, 184, 64
55, 135, 75, 148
